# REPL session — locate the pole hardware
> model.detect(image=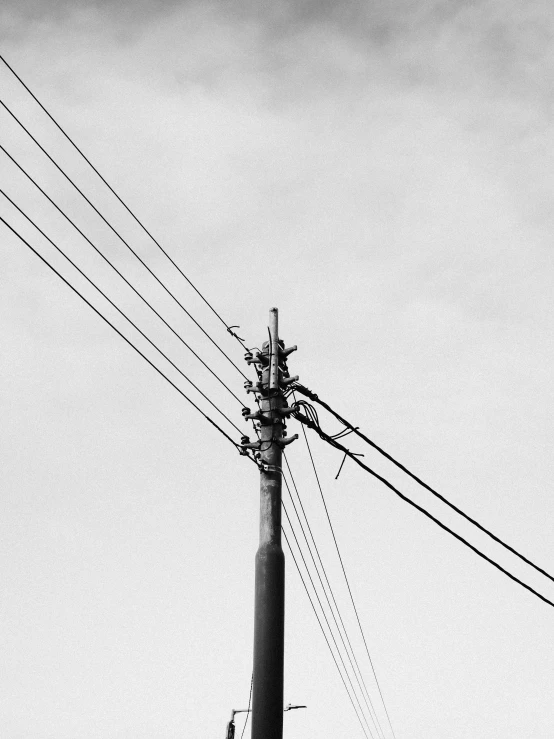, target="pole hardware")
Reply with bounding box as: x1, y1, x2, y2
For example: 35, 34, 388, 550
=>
276, 406, 296, 418
280, 374, 299, 387
279, 345, 297, 358
241, 439, 262, 450
260, 463, 282, 474
243, 409, 276, 425
245, 350, 269, 366
245, 381, 266, 396
247, 307, 299, 739
278, 433, 299, 447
